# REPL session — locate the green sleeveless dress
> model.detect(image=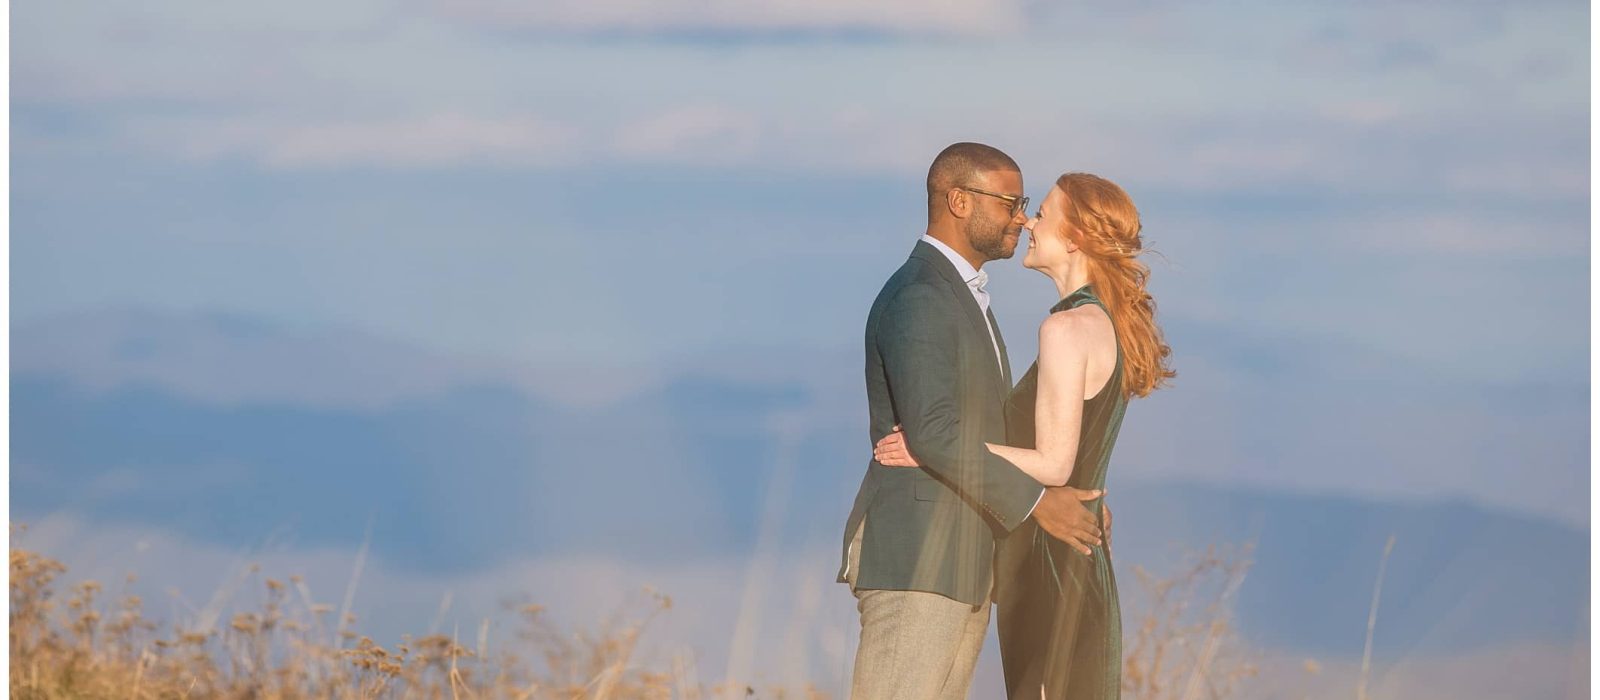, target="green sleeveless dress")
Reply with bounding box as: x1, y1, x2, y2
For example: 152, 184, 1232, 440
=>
994, 284, 1127, 699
